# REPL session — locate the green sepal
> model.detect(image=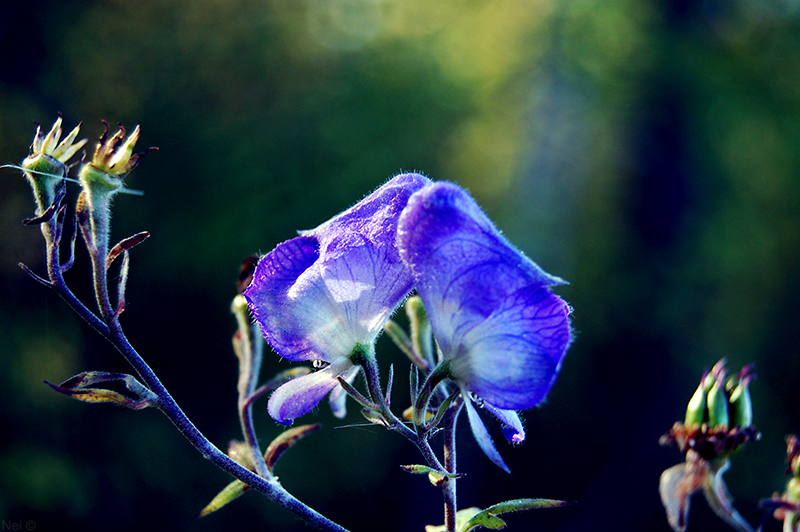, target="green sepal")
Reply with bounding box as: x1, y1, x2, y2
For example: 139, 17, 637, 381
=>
198, 478, 250, 517
21, 153, 67, 216
46, 371, 158, 410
